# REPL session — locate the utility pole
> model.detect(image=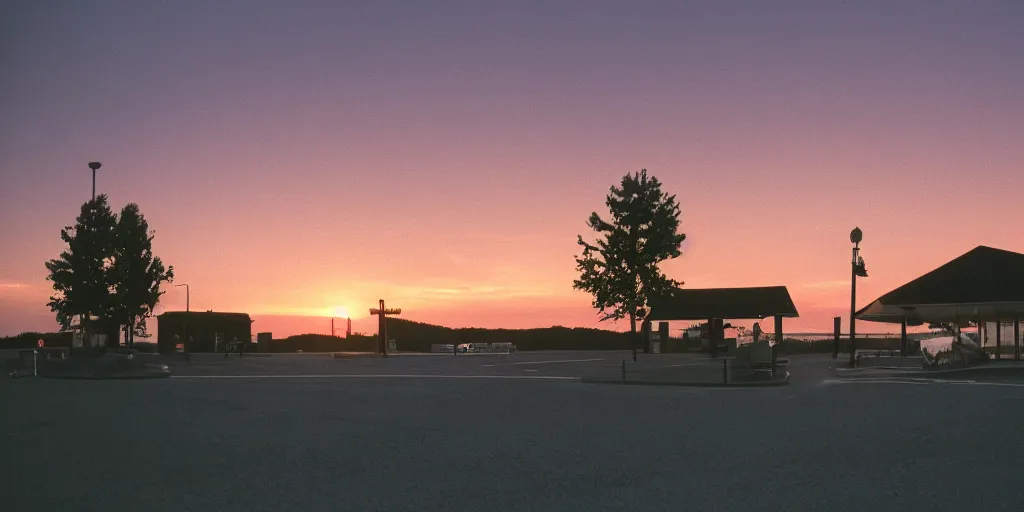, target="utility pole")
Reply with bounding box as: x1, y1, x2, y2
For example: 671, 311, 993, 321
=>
849, 228, 867, 367
88, 162, 102, 200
